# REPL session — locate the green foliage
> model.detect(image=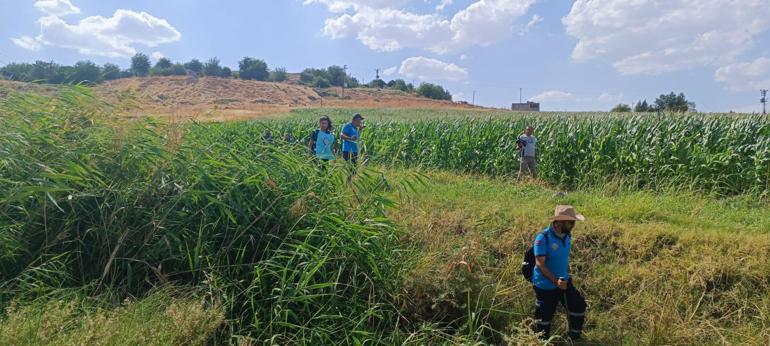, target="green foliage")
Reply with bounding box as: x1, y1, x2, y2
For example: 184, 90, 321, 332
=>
101, 63, 122, 81
0, 90, 405, 343
238, 57, 268, 80
416, 82, 452, 100
154, 58, 173, 70
68, 61, 101, 85
183, 59, 203, 74
269, 67, 287, 82
634, 99, 653, 112
311, 75, 331, 88
611, 103, 632, 112
130, 53, 150, 77
151, 59, 186, 76
654, 92, 695, 112
203, 57, 223, 77
221, 67, 232, 78
387, 79, 412, 92
270, 109, 770, 195
326, 65, 346, 86
369, 78, 386, 88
